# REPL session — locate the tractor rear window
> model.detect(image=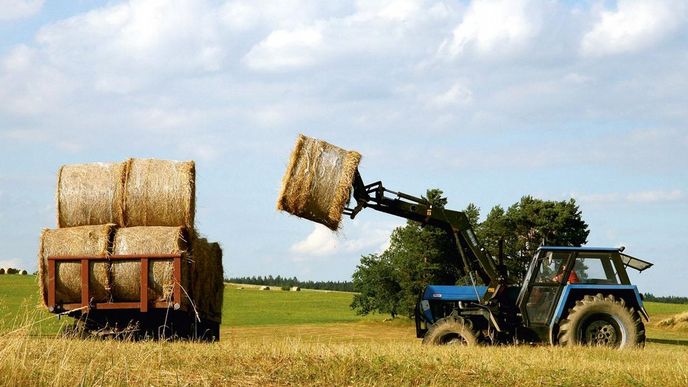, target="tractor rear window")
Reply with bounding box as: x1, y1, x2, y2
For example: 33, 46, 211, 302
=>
573, 254, 620, 285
